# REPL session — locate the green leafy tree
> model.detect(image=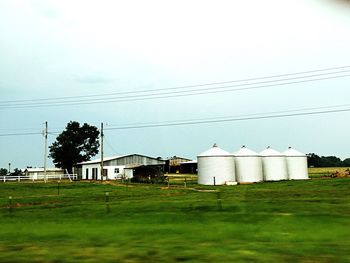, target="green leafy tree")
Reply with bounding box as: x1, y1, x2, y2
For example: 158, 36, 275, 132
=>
10, 168, 23, 177
308, 153, 350, 167
320, 156, 343, 167
307, 153, 321, 167
49, 121, 100, 173
0, 168, 8, 176
343, 158, 350, 167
